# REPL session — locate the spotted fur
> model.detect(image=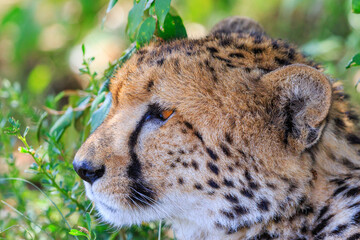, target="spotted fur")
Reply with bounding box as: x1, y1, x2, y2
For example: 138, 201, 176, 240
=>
73, 17, 360, 240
